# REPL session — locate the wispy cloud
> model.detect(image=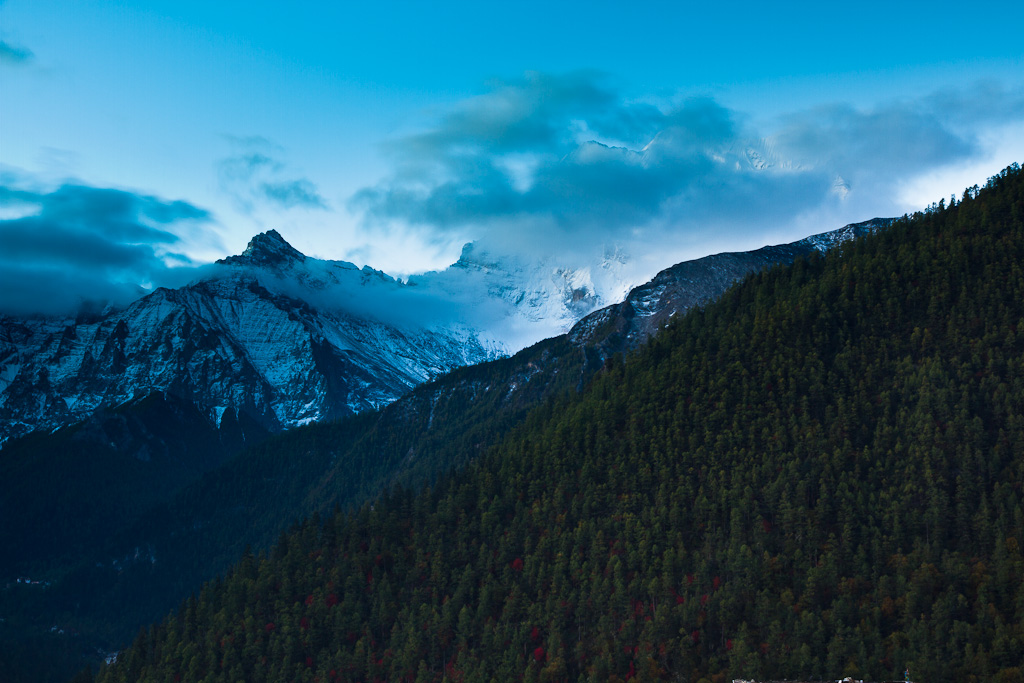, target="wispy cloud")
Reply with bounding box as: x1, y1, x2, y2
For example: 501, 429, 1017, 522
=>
260, 179, 327, 209
0, 177, 214, 315
0, 39, 33, 66
352, 72, 1024, 265
217, 137, 328, 212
